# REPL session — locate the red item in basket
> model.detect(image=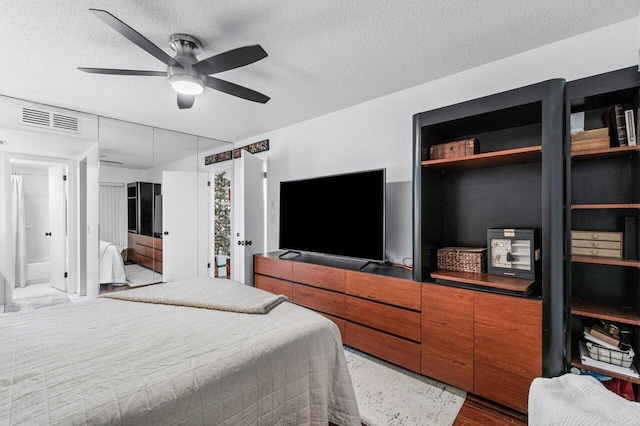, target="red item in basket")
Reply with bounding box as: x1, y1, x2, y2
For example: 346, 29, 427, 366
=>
603, 378, 636, 402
